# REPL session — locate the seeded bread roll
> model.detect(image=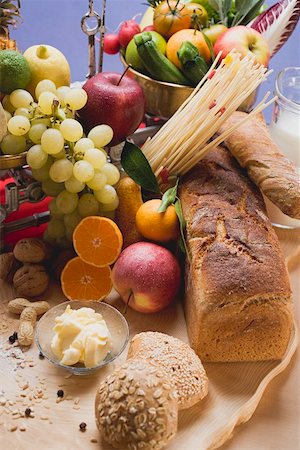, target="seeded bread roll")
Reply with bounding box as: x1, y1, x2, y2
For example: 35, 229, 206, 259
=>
179, 146, 293, 362
95, 359, 178, 450
127, 331, 208, 410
